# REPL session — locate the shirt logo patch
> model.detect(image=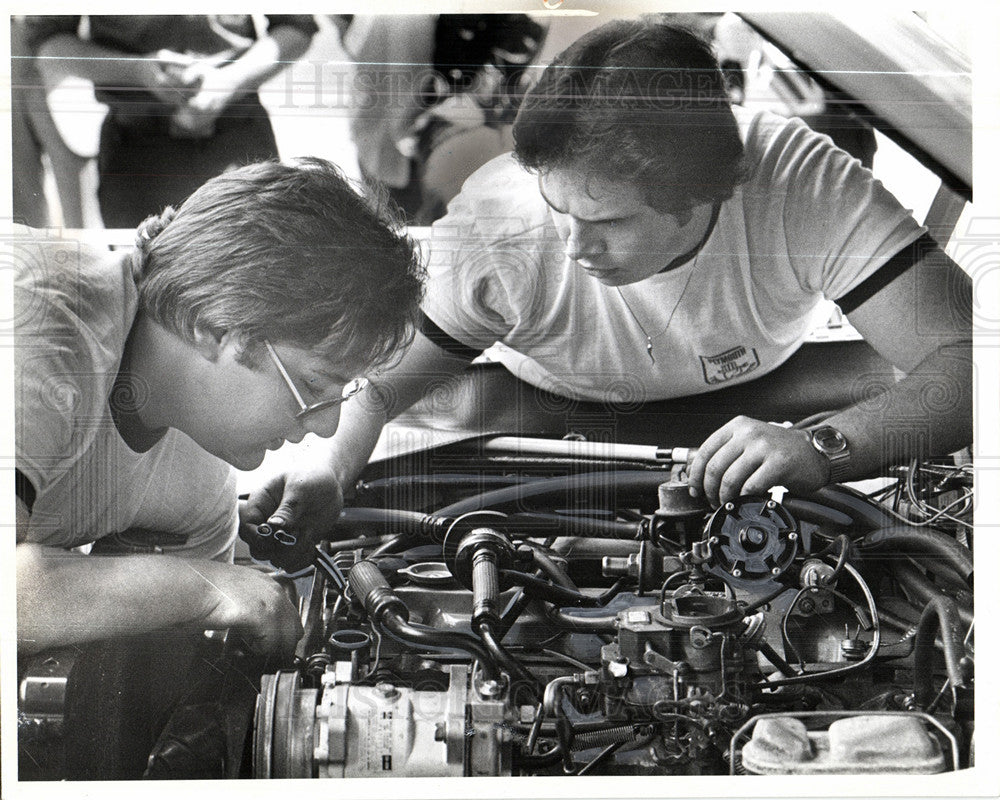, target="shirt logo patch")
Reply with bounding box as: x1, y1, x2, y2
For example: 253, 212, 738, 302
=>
700, 346, 760, 385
